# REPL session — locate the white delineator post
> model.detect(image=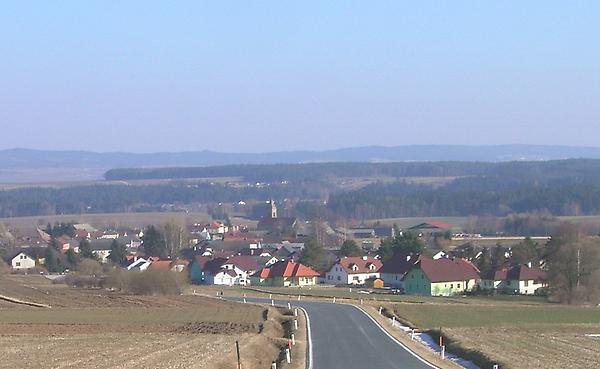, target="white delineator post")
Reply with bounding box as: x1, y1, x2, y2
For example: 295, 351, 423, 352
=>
294, 319, 298, 330
271, 299, 275, 306
441, 345, 445, 360
271, 362, 277, 369
294, 308, 298, 317
297, 295, 301, 301
392, 316, 395, 326
291, 333, 296, 345
285, 348, 291, 363
243, 297, 246, 303
287, 302, 291, 309
332, 297, 336, 303
378, 306, 382, 315
411, 329, 415, 340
